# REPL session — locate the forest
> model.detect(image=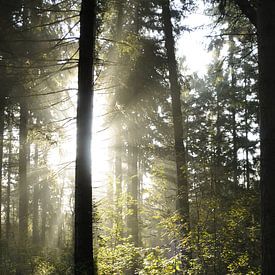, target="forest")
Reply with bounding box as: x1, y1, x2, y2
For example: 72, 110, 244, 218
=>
0, 0, 274, 274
